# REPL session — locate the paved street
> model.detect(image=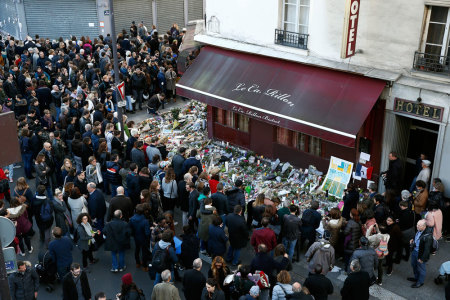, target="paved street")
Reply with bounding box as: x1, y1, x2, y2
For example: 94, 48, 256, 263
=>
5, 101, 449, 300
